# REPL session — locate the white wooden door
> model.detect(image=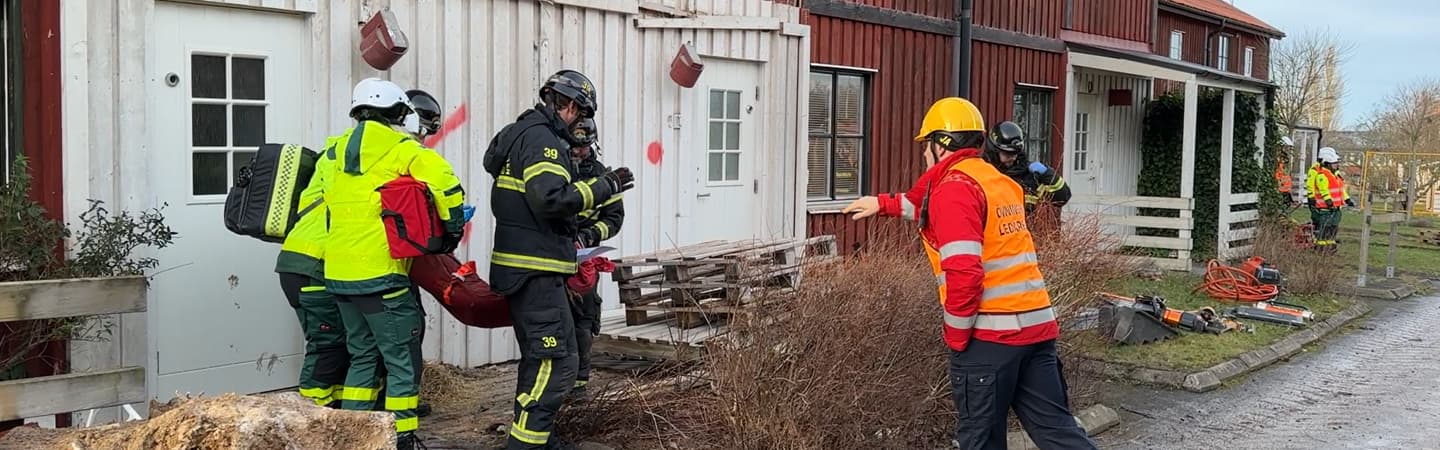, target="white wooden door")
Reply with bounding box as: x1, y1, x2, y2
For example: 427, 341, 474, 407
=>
688, 60, 761, 243
149, 2, 308, 399
1068, 94, 1099, 197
